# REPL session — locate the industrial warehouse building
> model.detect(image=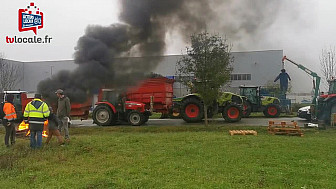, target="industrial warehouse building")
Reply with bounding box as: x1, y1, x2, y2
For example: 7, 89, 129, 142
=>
2, 50, 312, 103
